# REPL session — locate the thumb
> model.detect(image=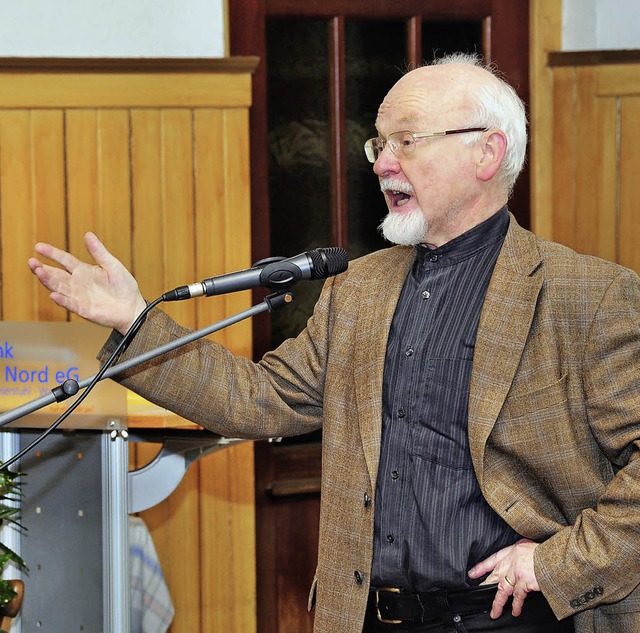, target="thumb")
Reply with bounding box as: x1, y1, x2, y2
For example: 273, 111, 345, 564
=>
83, 231, 120, 269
